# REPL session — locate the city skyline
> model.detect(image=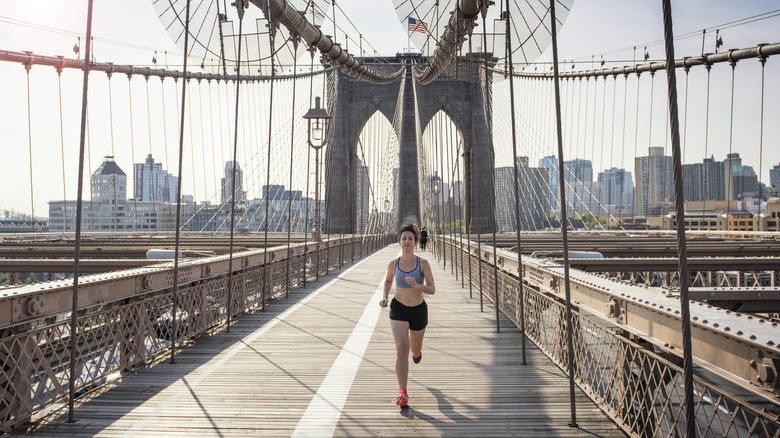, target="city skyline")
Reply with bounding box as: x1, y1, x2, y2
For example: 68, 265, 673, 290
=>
0, 1, 778, 216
